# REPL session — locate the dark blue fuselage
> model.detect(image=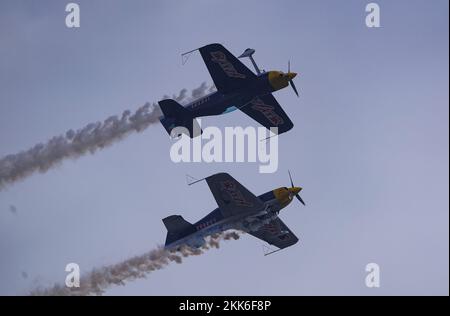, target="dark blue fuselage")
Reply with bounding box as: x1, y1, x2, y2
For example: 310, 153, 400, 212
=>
185, 72, 273, 118
165, 189, 277, 247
